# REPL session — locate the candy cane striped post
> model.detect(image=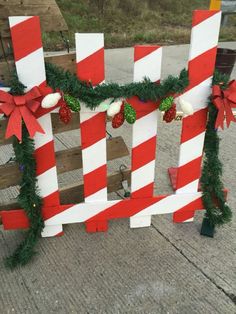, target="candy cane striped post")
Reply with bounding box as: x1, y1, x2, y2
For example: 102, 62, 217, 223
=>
129, 45, 162, 228
173, 10, 221, 223
9, 16, 63, 237
76, 33, 108, 232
